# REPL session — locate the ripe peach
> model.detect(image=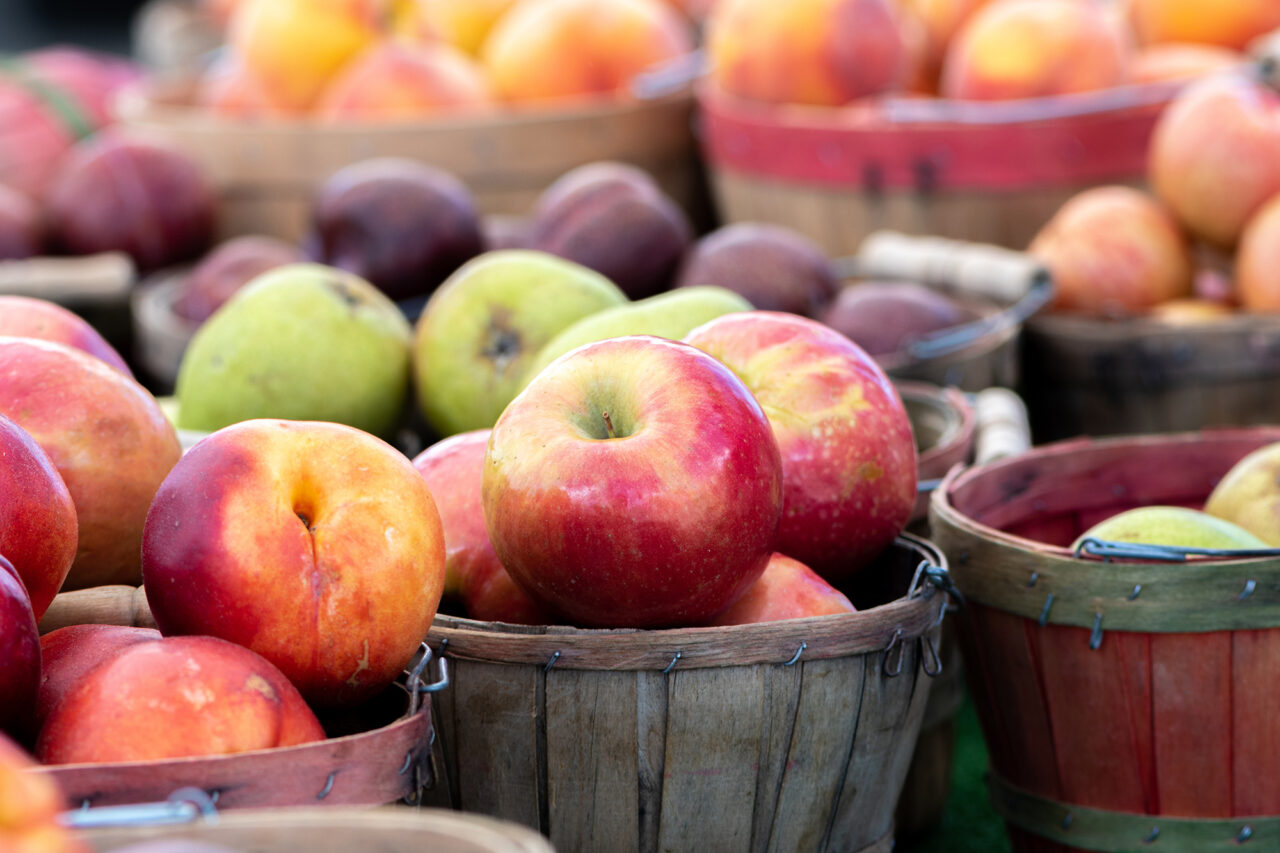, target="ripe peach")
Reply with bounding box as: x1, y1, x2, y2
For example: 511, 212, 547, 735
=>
483, 0, 694, 104
228, 0, 388, 112
709, 553, 855, 625
0, 296, 132, 375
1127, 0, 1280, 51
0, 413, 77, 621
708, 0, 907, 106
198, 56, 291, 118
1132, 43, 1243, 85
316, 40, 491, 120
906, 0, 992, 88
1236, 195, 1280, 311
941, 0, 1131, 100
0, 338, 182, 589
400, 0, 517, 55
1149, 73, 1280, 249
36, 624, 160, 730
0, 733, 86, 853
36, 635, 325, 764
142, 420, 446, 708
1029, 186, 1194, 316
412, 430, 552, 625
